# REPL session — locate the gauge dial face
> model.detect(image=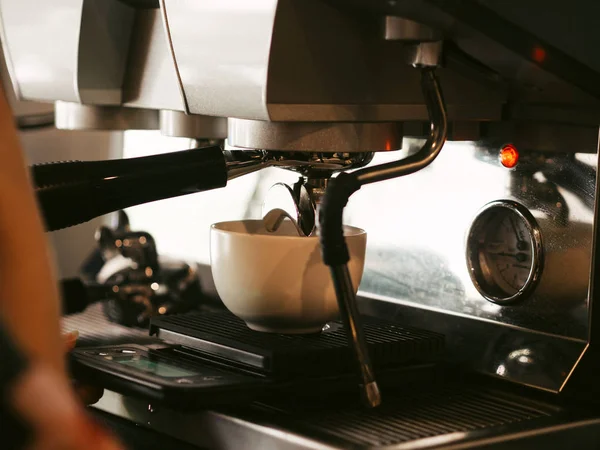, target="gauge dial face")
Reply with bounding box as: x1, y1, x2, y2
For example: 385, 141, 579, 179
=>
466, 201, 543, 304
